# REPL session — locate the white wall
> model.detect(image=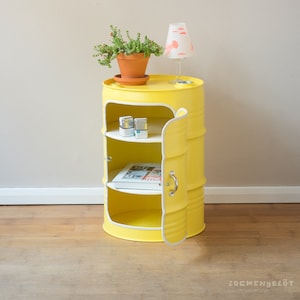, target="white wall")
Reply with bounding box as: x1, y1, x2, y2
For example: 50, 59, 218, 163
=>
0, 0, 299, 192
